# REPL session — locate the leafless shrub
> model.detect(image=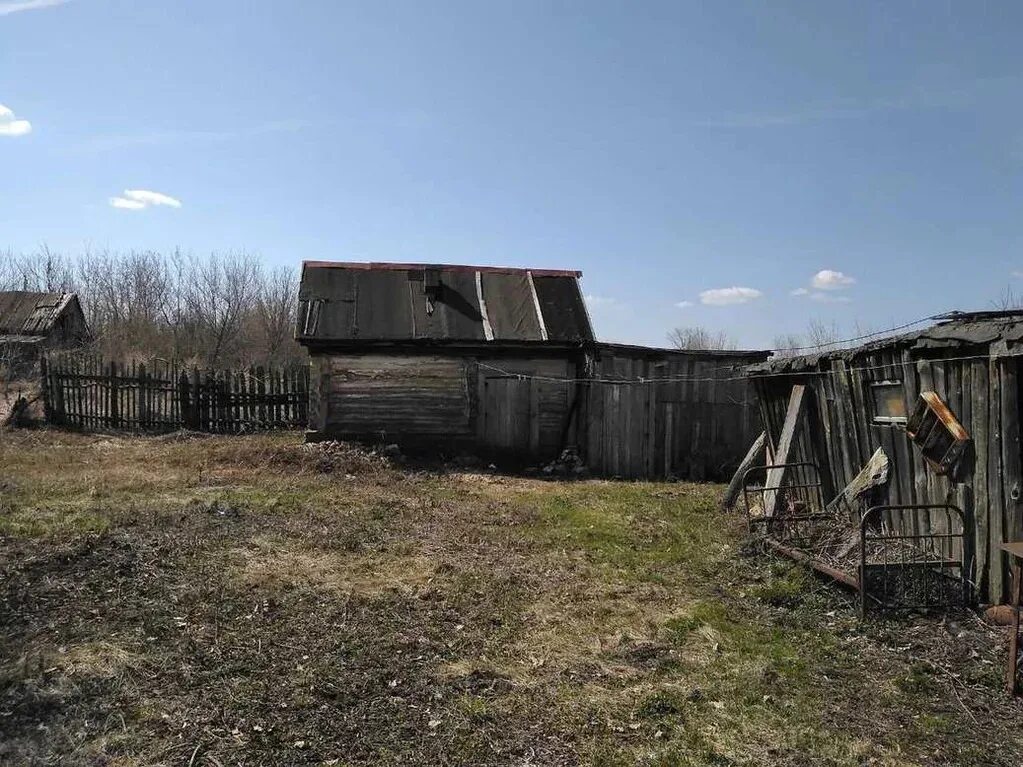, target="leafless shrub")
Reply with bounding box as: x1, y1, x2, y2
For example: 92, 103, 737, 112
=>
771, 319, 845, 358
992, 285, 1023, 311
667, 325, 737, 351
